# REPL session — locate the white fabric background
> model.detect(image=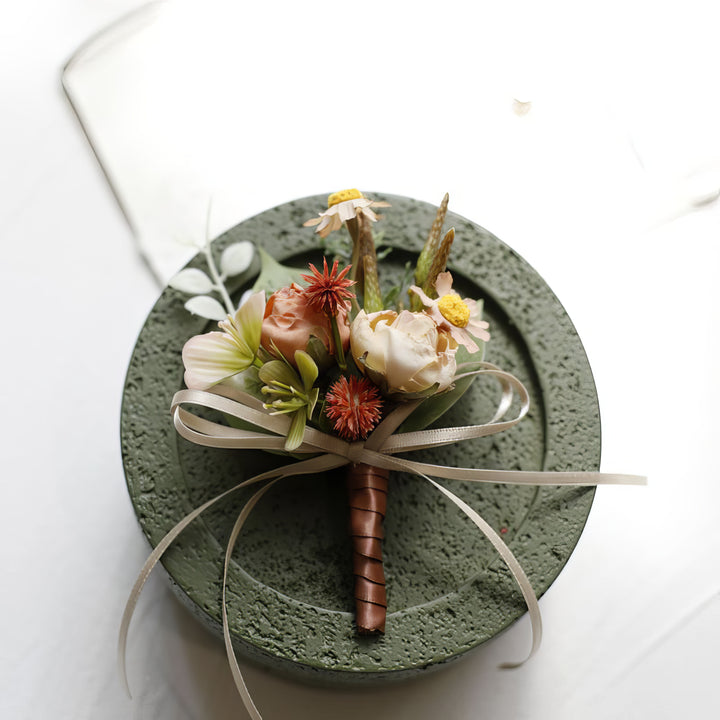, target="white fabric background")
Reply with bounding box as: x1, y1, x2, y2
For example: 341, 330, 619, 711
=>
1, 1, 719, 718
